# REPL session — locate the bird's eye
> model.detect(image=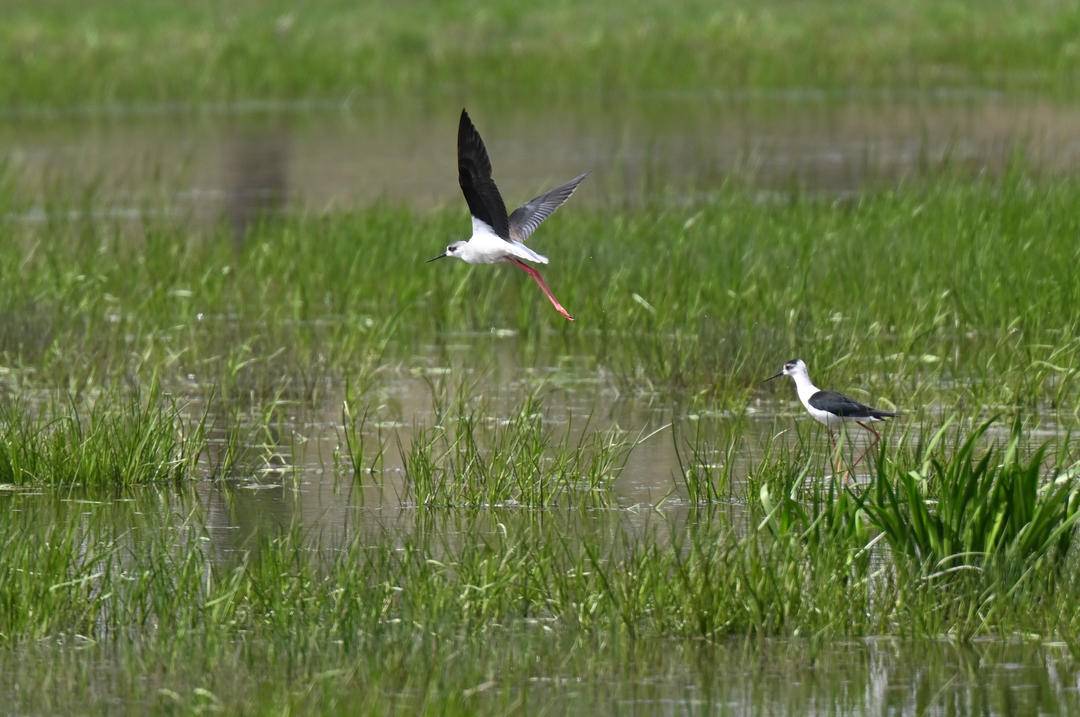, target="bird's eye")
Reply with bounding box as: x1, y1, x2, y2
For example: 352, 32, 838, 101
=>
447, 245, 455, 253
